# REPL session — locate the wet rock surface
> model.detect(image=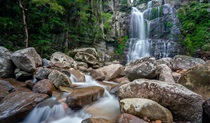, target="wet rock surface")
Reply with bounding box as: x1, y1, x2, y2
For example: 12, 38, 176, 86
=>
0, 91, 48, 123
66, 86, 104, 109
0, 80, 15, 101
69, 68, 86, 82
33, 79, 56, 96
